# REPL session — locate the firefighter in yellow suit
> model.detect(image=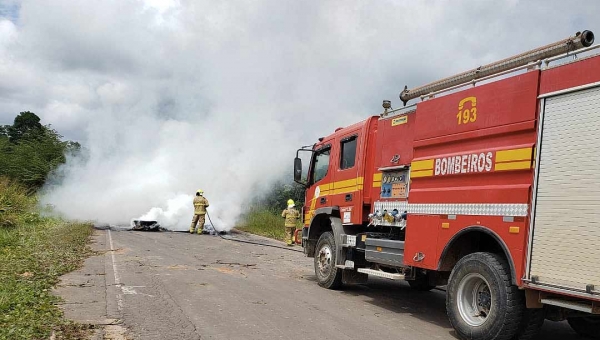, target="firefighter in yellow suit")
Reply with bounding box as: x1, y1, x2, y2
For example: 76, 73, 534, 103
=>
281, 199, 300, 246
190, 189, 209, 234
